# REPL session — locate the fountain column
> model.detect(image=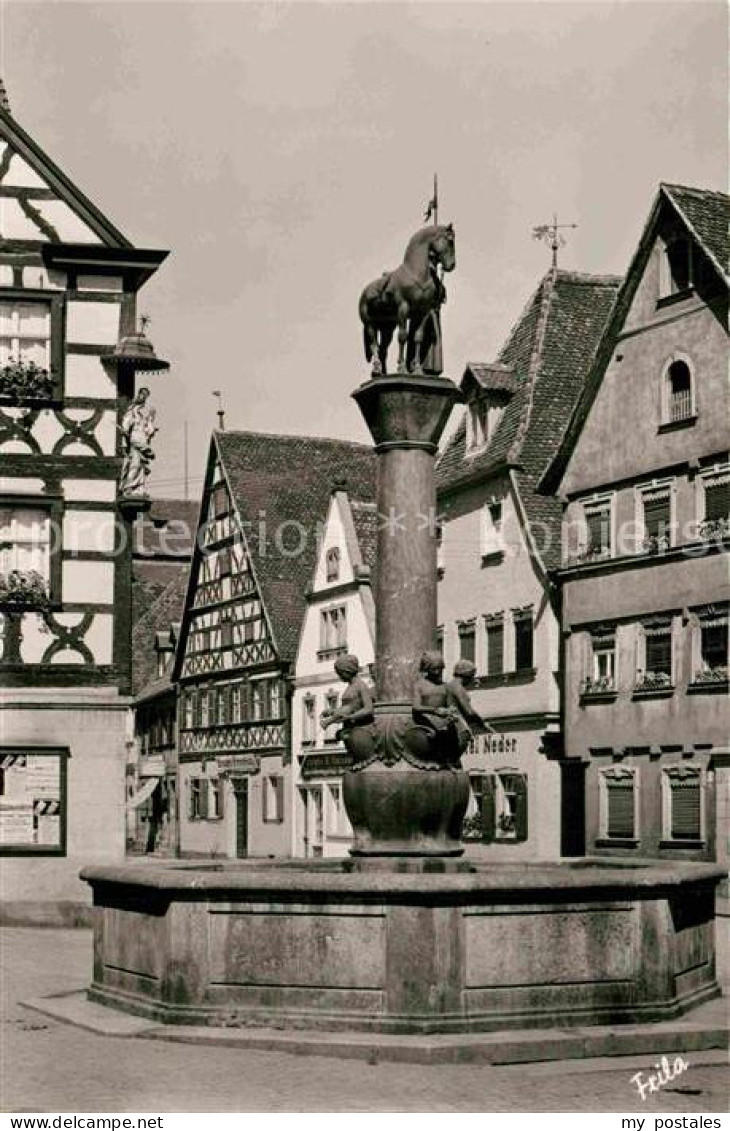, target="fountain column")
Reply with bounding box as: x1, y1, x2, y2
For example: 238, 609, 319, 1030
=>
343, 374, 470, 856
